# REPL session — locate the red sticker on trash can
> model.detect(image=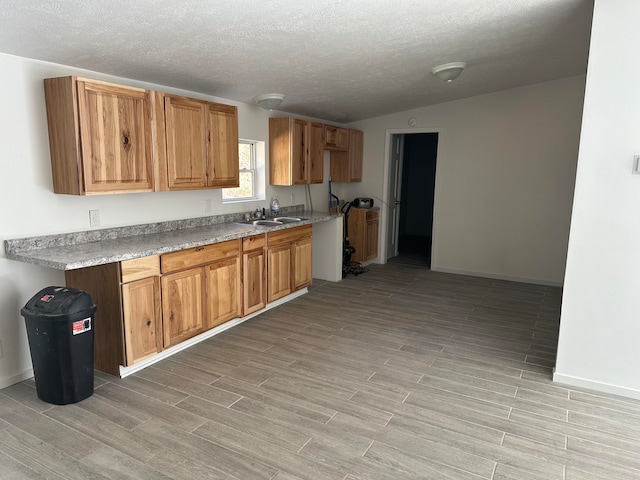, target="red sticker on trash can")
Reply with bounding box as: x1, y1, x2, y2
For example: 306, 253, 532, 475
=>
72, 318, 91, 335
40, 294, 54, 302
